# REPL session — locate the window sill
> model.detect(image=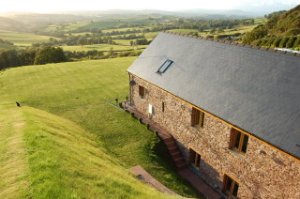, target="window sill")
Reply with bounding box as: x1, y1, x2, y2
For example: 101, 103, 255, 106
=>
191, 164, 200, 170
191, 124, 203, 129
229, 149, 246, 157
